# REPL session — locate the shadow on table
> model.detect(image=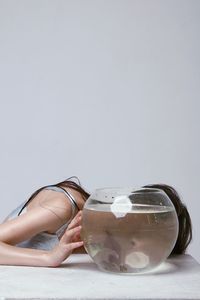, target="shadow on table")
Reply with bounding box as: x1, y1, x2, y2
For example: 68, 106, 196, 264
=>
59, 261, 181, 275
59, 255, 195, 276
59, 261, 98, 271
143, 255, 196, 276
